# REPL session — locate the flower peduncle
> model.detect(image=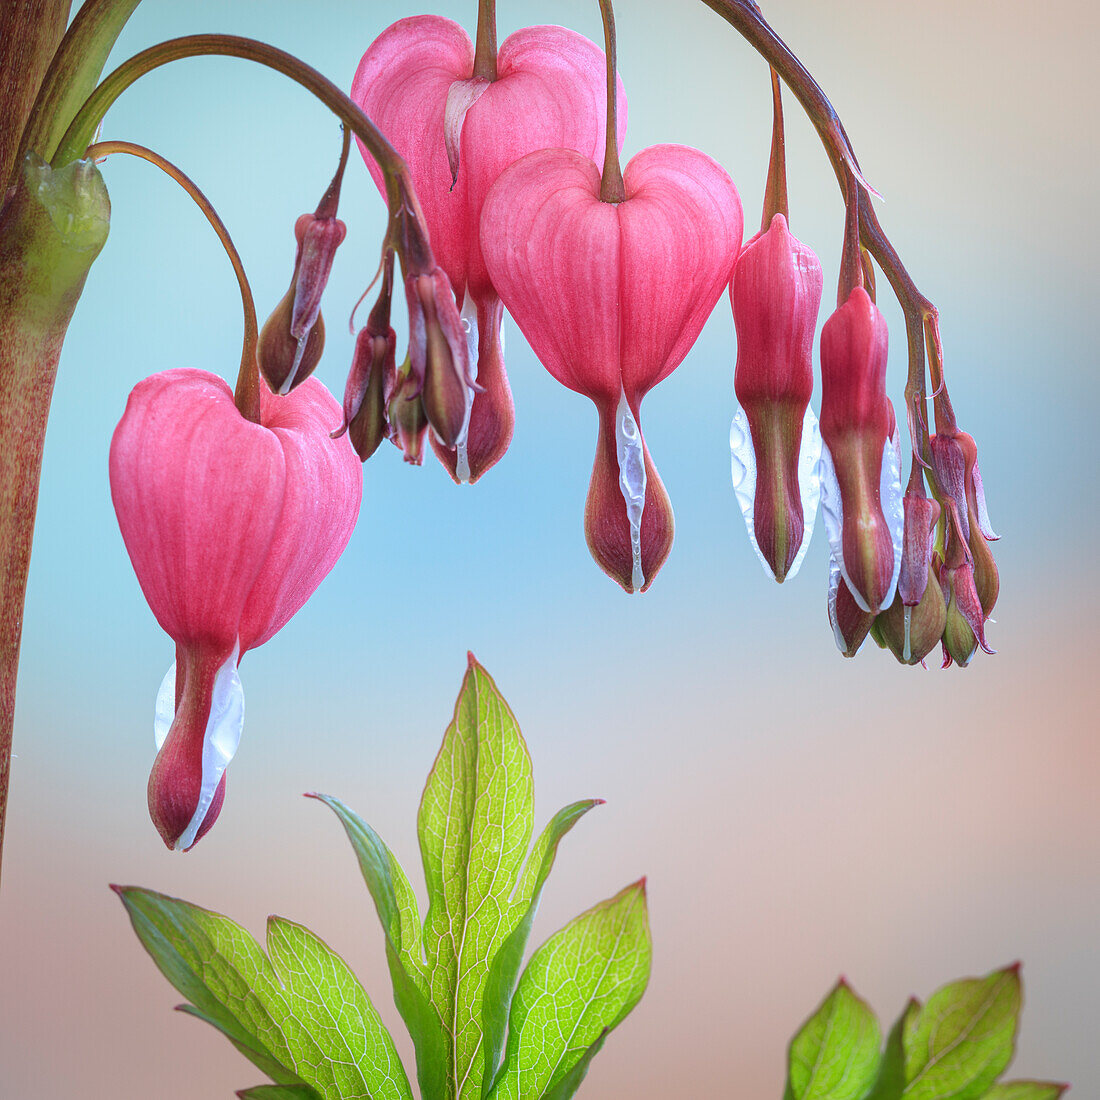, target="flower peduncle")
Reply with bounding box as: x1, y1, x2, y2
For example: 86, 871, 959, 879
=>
85, 140, 262, 422
596, 0, 626, 204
